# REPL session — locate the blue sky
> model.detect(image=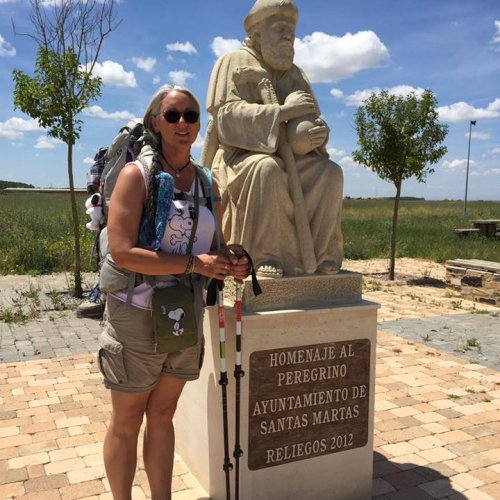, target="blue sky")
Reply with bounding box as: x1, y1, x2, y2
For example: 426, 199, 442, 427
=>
0, 0, 499, 200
